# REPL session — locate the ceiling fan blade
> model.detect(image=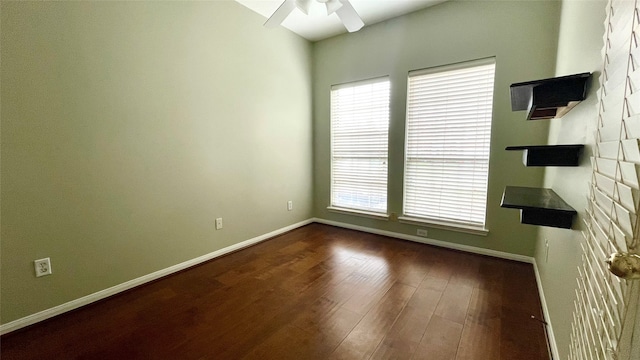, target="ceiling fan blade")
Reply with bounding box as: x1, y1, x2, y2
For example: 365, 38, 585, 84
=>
325, 0, 343, 15
336, 0, 364, 32
264, 0, 297, 28
295, 0, 312, 15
